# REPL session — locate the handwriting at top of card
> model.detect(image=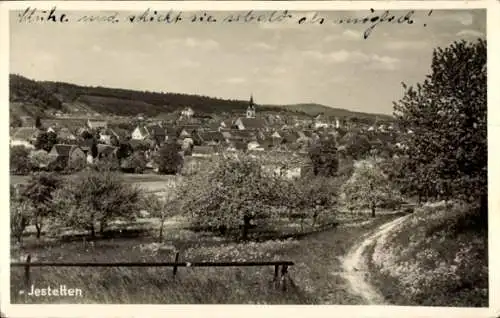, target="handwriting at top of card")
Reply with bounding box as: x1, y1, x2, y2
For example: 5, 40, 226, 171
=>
16, 7, 429, 39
